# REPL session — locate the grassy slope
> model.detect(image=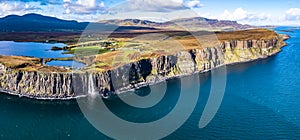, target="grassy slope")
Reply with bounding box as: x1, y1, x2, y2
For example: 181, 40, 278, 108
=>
0, 56, 68, 72
83, 29, 278, 72
0, 29, 279, 72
